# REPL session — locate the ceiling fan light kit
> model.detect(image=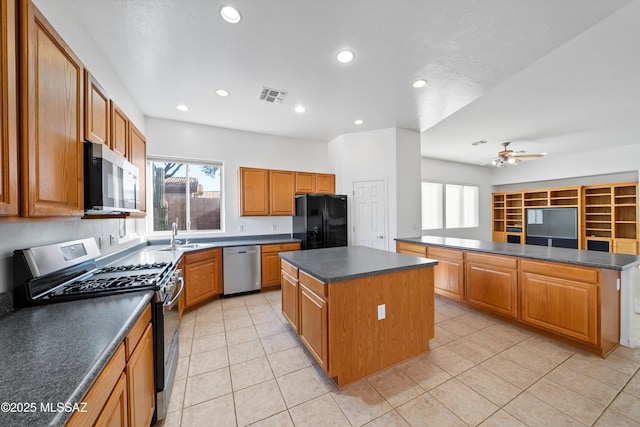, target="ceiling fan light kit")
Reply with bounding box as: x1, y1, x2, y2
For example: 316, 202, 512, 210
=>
491, 142, 544, 167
